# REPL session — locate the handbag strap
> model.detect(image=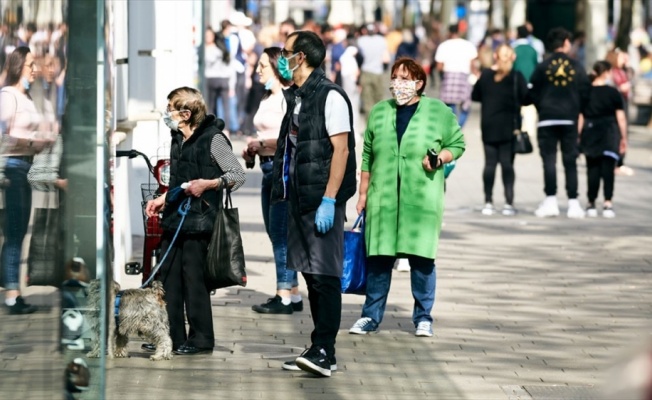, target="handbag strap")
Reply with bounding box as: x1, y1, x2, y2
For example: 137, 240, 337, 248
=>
352, 210, 365, 230
512, 71, 519, 133
223, 189, 233, 209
